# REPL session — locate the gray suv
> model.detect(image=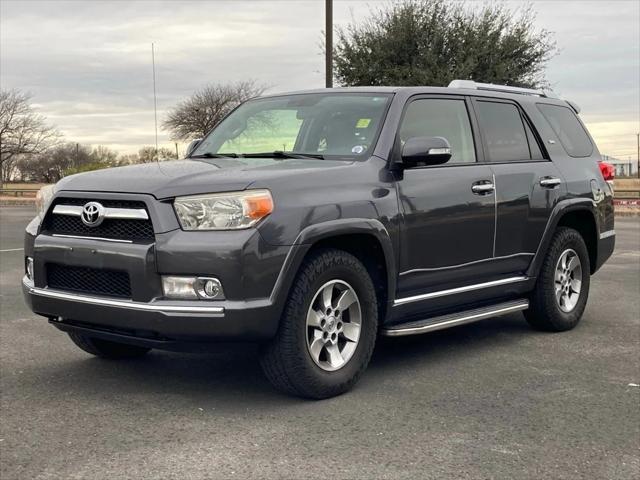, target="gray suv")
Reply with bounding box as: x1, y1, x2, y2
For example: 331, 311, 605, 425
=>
23, 81, 615, 398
